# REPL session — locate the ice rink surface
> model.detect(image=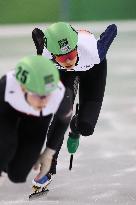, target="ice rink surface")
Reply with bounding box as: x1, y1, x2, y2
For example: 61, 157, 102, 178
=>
0, 21, 136, 205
